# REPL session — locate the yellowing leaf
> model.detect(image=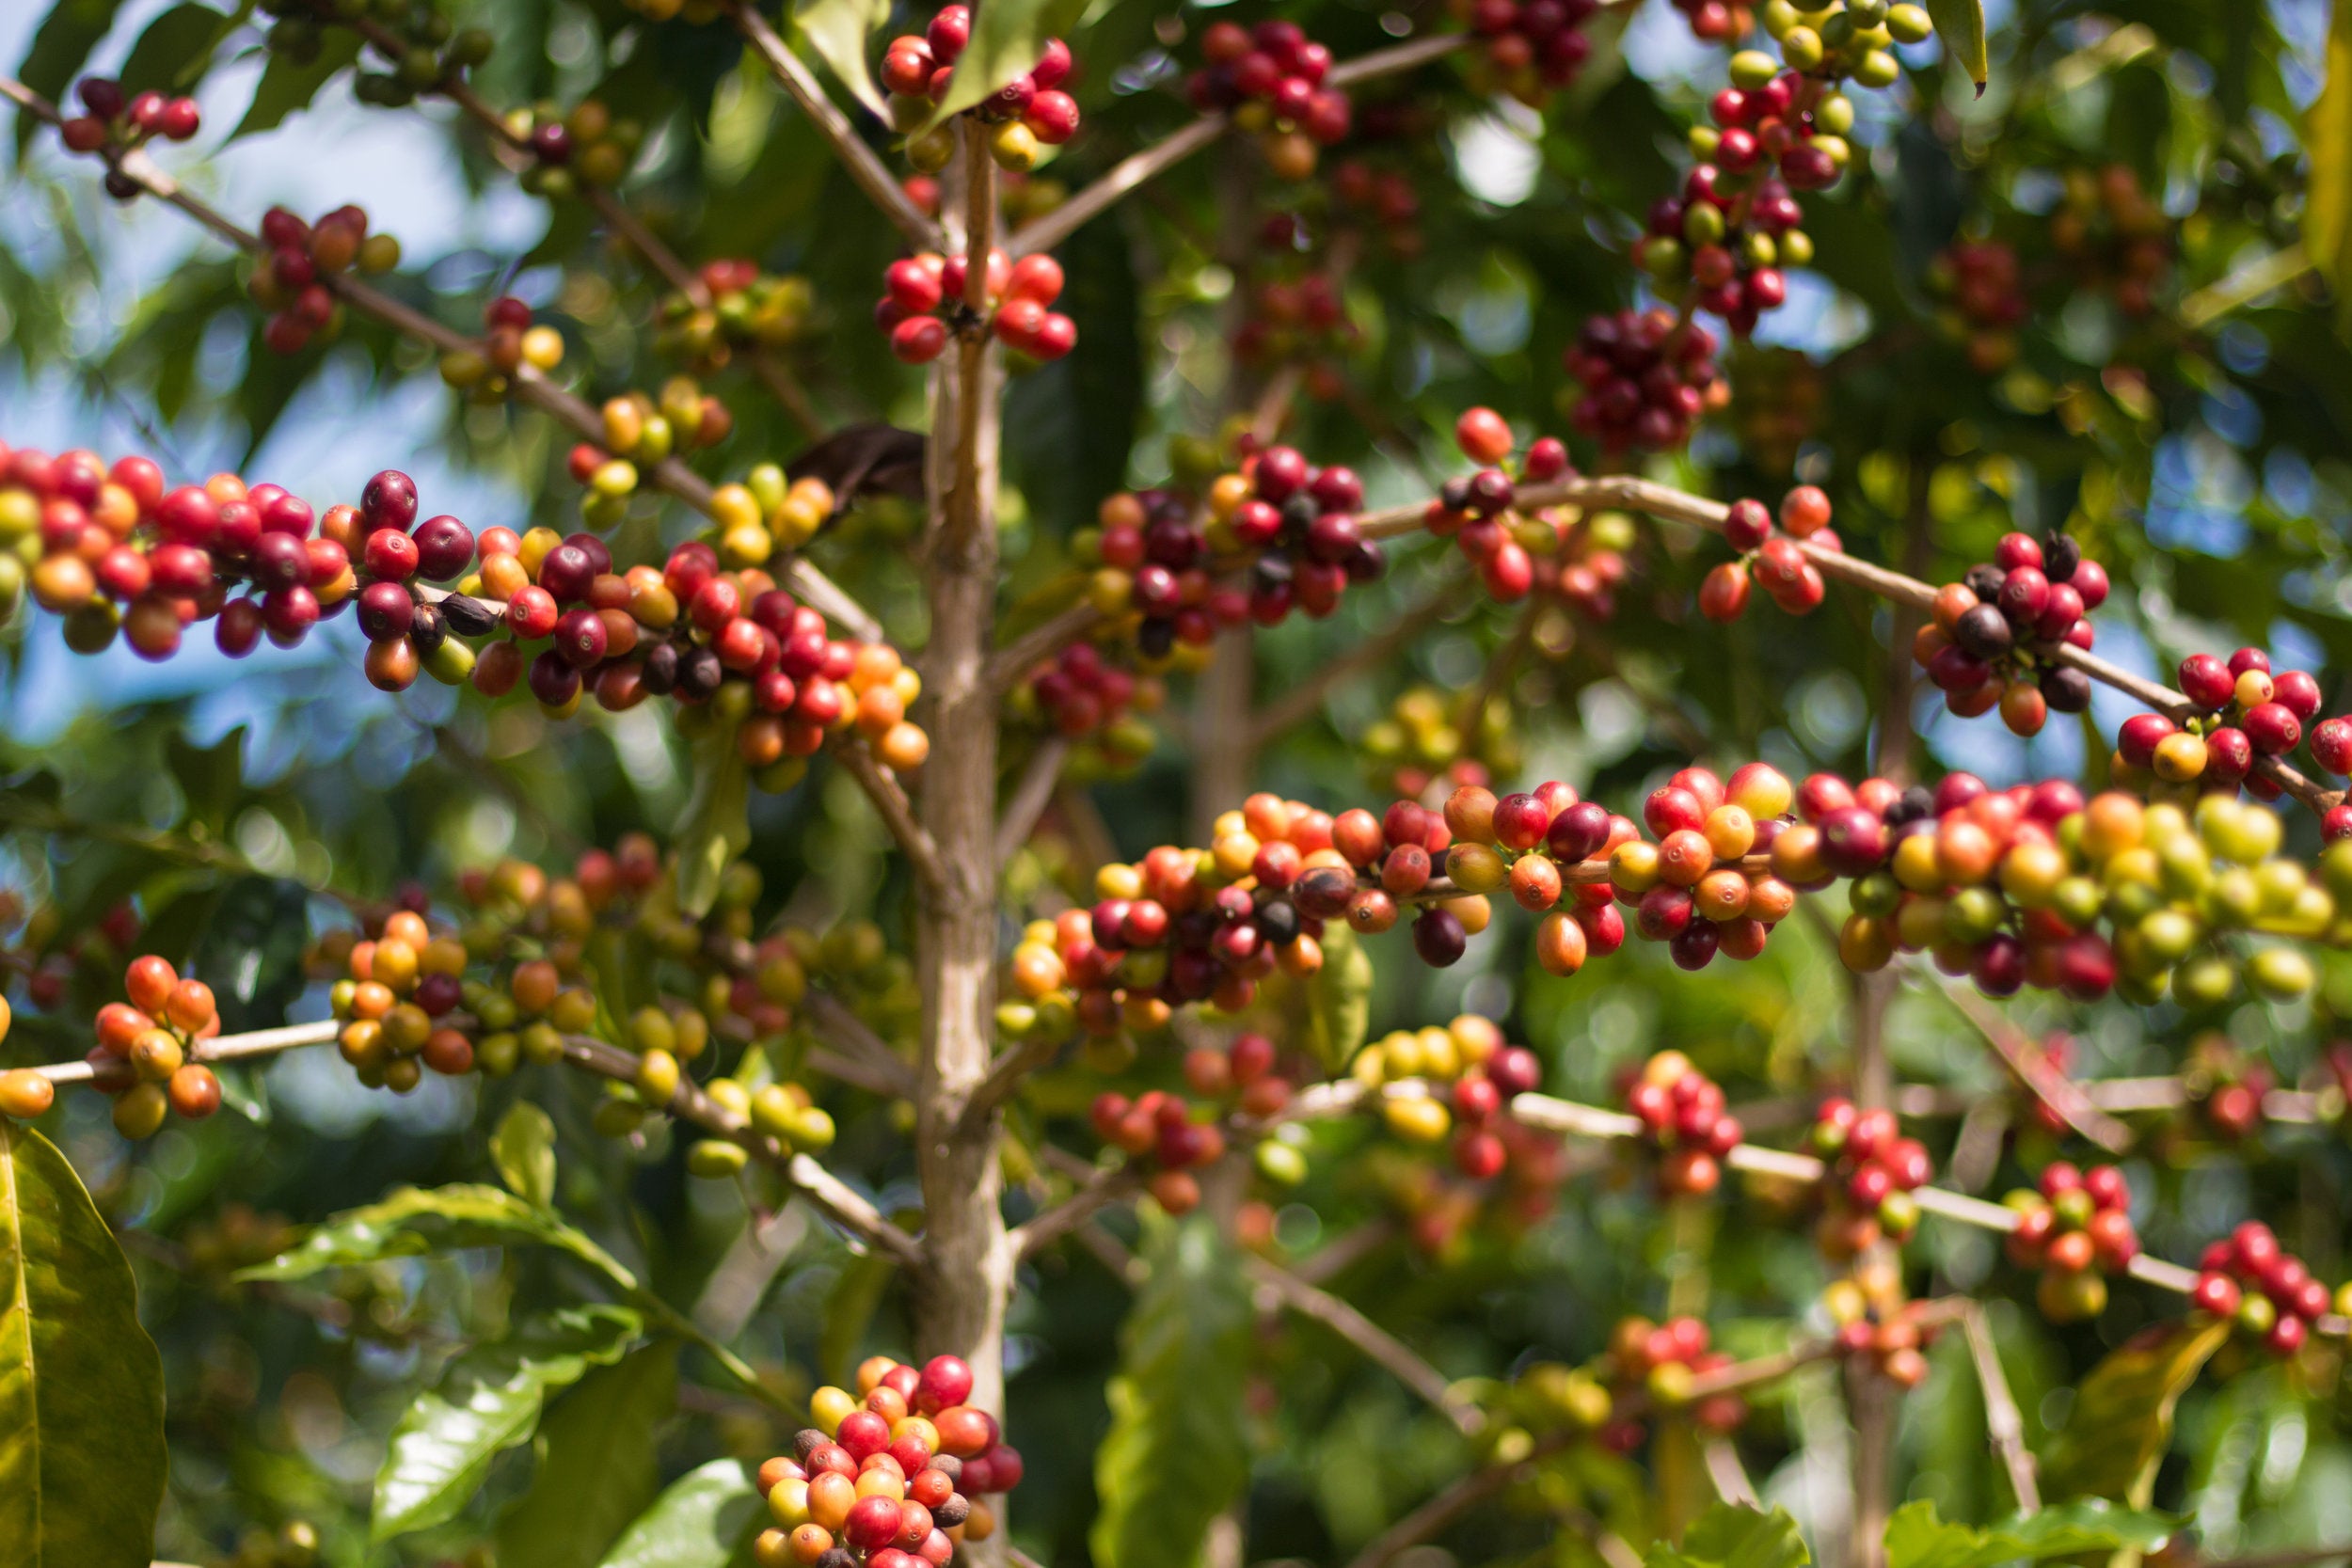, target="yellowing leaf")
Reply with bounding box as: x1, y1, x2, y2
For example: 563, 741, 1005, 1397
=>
2308, 0, 2352, 330
1927, 0, 1989, 94
796, 0, 891, 120
2040, 1319, 2229, 1505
